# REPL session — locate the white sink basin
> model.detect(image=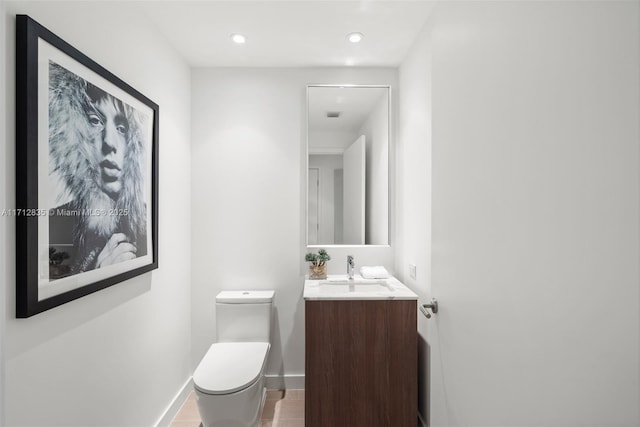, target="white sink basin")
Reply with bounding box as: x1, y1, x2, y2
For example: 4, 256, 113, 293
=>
304, 275, 418, 301
317, 280, 393, 293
